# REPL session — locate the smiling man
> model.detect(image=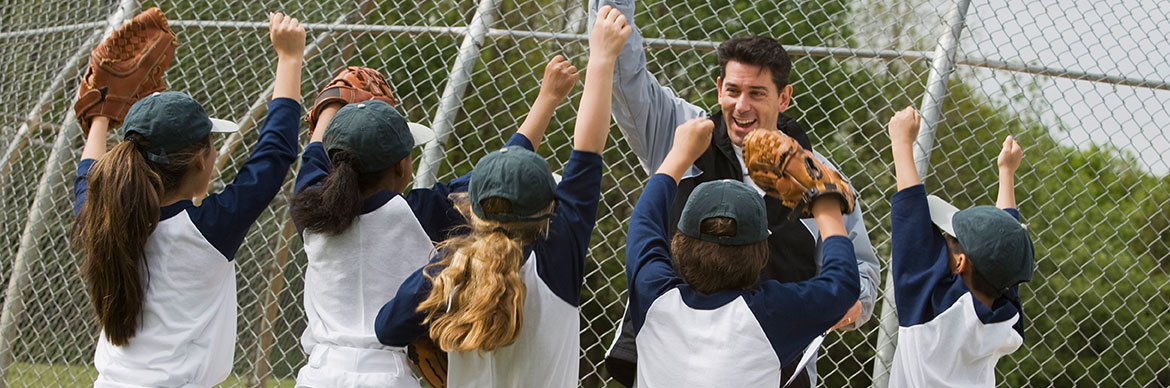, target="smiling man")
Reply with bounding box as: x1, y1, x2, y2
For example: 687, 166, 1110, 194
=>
588, 1, 881, 387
